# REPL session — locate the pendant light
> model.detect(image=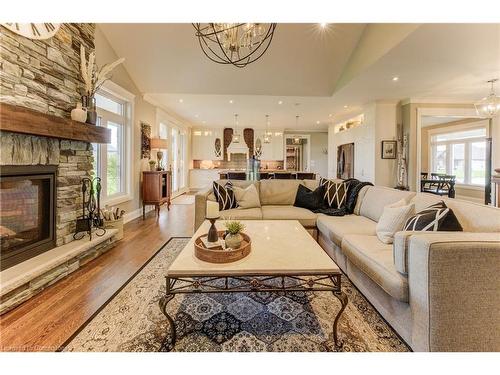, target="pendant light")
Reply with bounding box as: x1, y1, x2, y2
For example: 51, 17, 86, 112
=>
293, 115, 301, 145
232, 114, 240, 143
475, 79, 500, 118
263, 114, 271, 144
